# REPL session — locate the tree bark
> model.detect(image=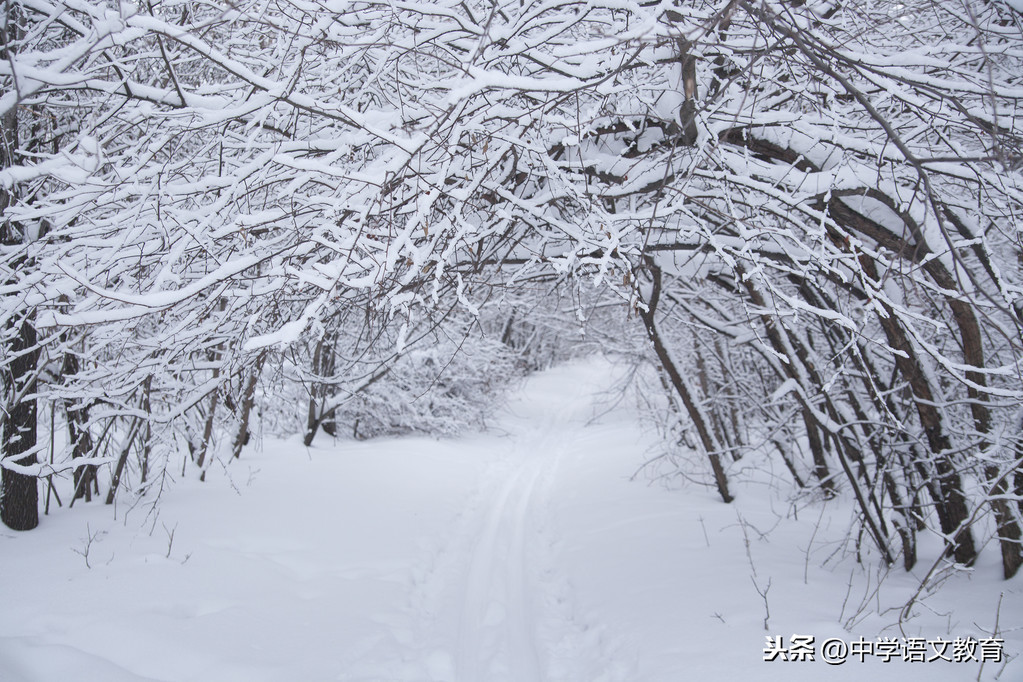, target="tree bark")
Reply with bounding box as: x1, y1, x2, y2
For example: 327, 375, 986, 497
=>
232, 352, 265, 459
305, 332, 338, 445
106, 418, 142, 505
61, 350, 95, 502
0, 7, 39, 531
664, 10, 699, 147
1, 313, 39, 530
